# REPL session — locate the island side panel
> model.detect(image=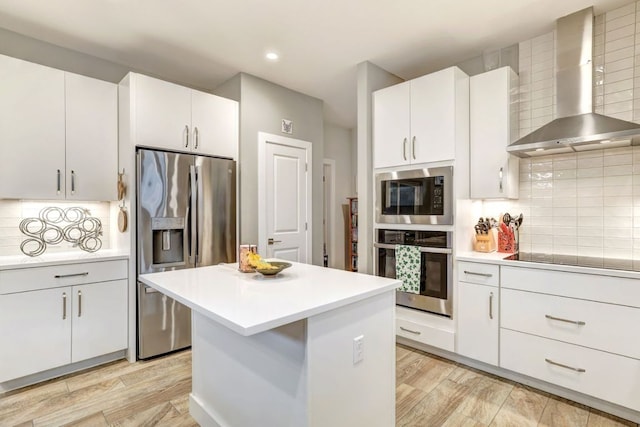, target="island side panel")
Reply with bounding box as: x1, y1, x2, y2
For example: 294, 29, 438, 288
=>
190, 312, 308, 427
306, 290, 396, 426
